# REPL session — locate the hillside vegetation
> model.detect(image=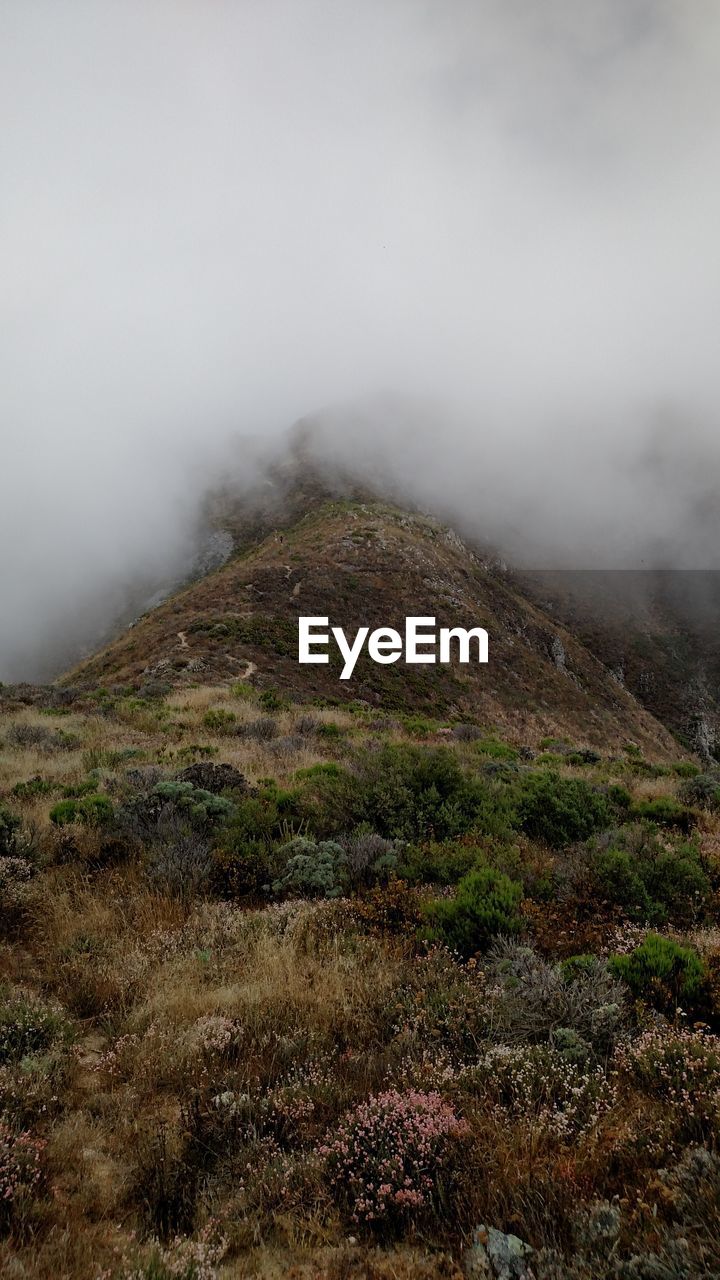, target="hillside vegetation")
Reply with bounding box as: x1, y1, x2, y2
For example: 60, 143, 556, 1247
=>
1, 673, 720, 1278
64, 501, 677, 759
